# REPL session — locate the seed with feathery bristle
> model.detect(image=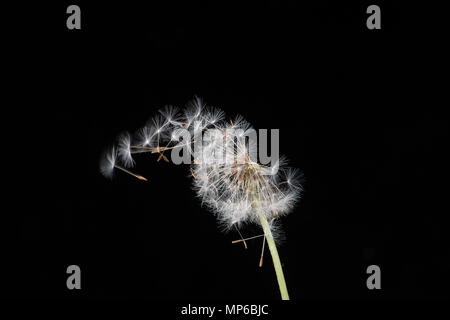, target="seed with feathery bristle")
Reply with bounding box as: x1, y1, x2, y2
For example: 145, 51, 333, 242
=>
100, 146, 117, 179
117, 132, 135, 167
